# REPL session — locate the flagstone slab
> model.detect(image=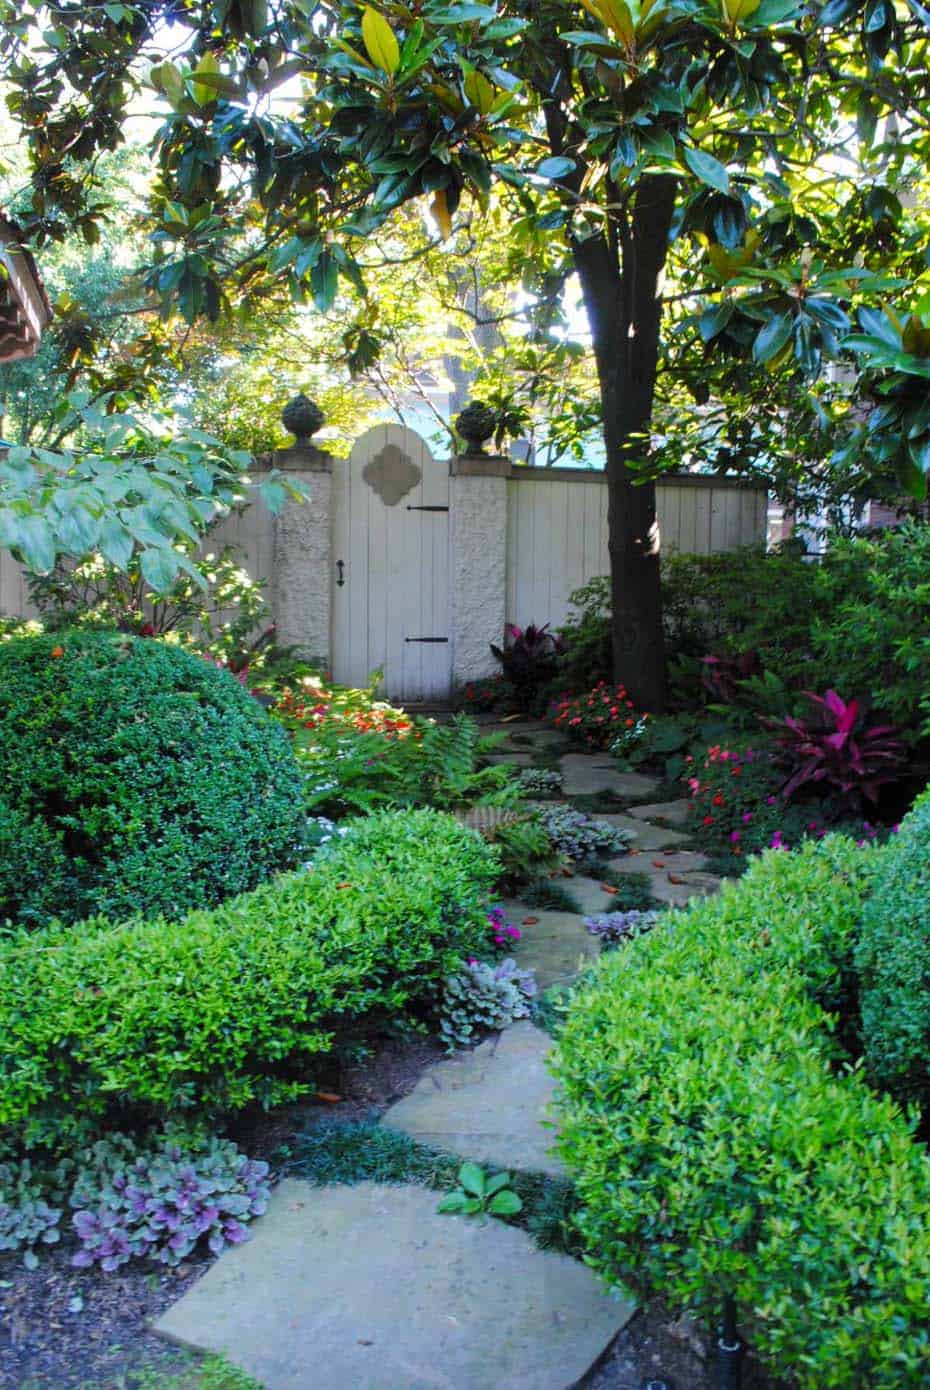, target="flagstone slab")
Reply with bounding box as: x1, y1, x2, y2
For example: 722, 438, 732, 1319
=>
558, 874, 622, 916
605, 848, 709, 874
597, 812, 692, 851
627, 798, 692, 828
559, 755, 660, 799
381, 1021, 565, 1177
155, 1179, 633, 1390
504, 904, 601, 989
